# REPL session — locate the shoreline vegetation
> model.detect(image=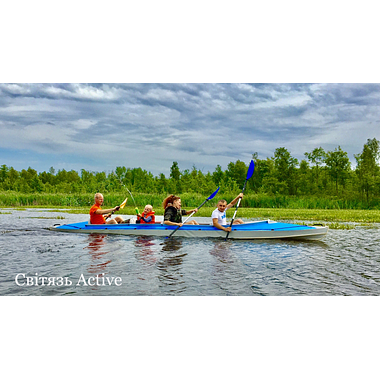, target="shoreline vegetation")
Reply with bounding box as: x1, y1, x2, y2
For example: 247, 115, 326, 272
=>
1, 137, 380, 229
1, 193, 380, 225
1, 191, 380, 211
